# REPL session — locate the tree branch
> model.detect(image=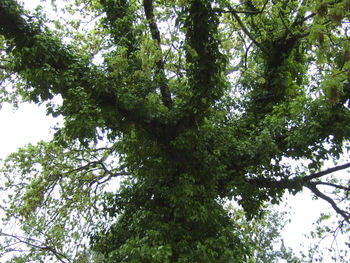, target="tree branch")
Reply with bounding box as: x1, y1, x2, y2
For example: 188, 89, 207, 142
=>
247, 163, 350, 190
306, 182, 350, 224
292, 12, 316, 28
0, 232, 69, 263
214, 8, 260, 15
247, 163, 350, 195
313, 181, 350, 192
228, 8, 269, 54
248, 161, 350, 222
303, 162, 350, 182
0, 0, 171, 139
143, 0, 172, 109
214, 0, 269, 15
